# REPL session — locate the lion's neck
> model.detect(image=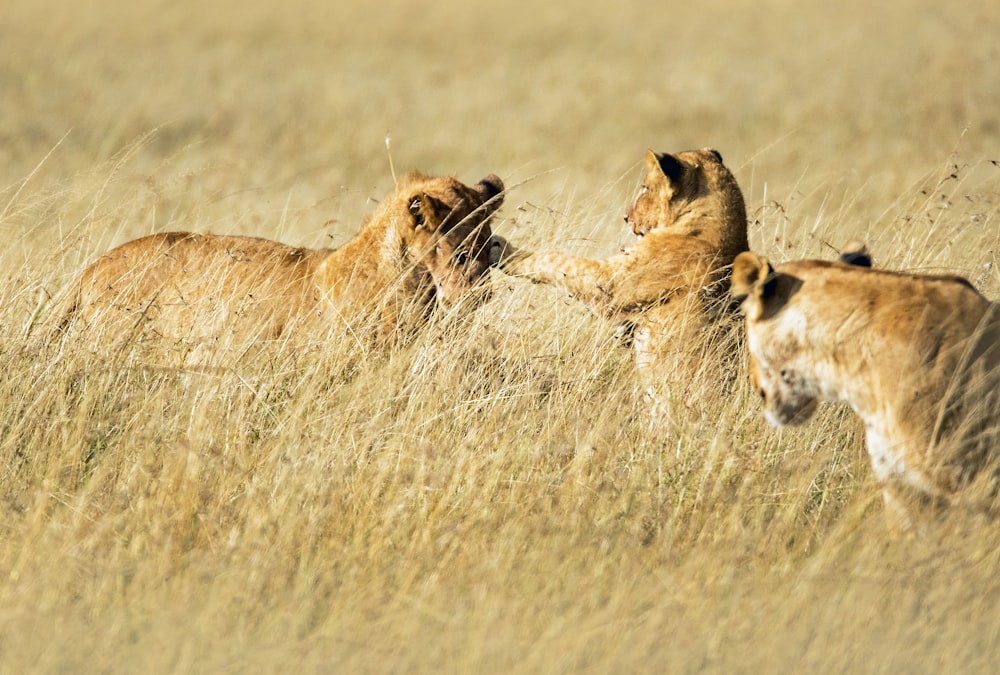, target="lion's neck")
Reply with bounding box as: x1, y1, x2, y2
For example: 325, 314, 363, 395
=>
314, 222, 423, 306
665, 204, 747, 257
